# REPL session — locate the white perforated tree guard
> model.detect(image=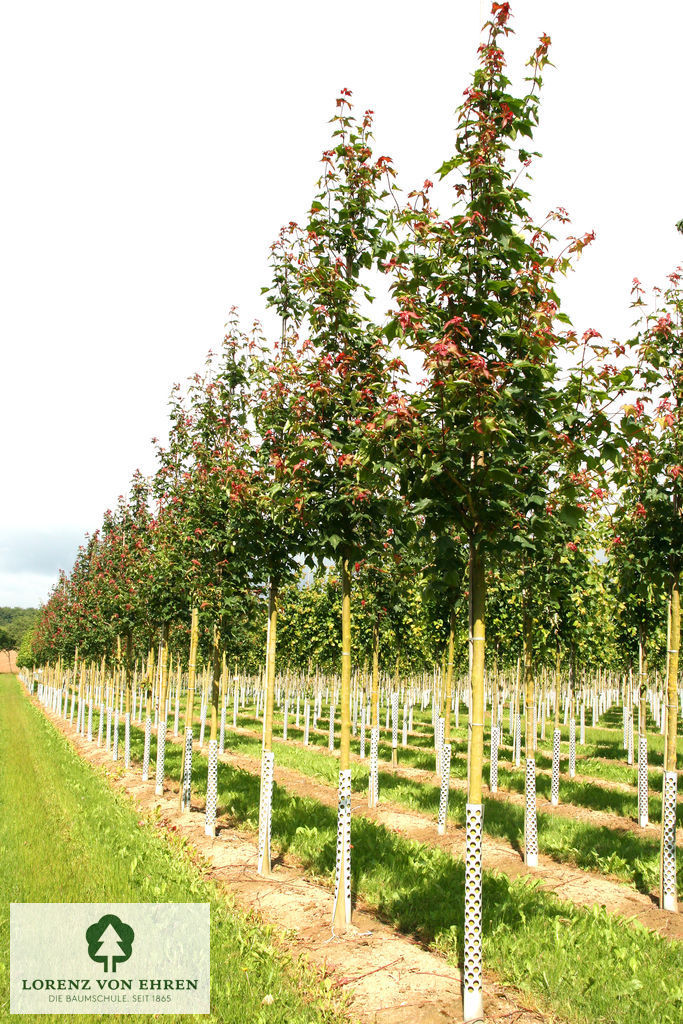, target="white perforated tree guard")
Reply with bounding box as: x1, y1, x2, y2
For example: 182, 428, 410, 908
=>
489, 725, 499, 794
360, 708, 366, 759
391, 692, 399, 751
437, 742, 451, 834
627, 715, 634, 766
524, 758, 538, 867
660, 770, 678, 912
551, 728, 561, 806
87, 699, 93, 743
402, 704, 408, 747
435, 715, 445, 777
638, 735, 648, 827
124, 712, 131, 769
180, 727, 193, 812
368, 725, 379, 807
304, 701, 310, 745
463, 803, 483, 1022
257, 750, 275, 874
142, 715, 152, 780
205, 739, 219, 838
283, 698, 288, 741
580, 704, 585, 745
332, 768, 352, 926
97, 704, 104, 747
112, 711, 119, 761
155, 719, 167, 796
569, 717, 576, 778
233, 685, 238, 729
106, 706, 112, 750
